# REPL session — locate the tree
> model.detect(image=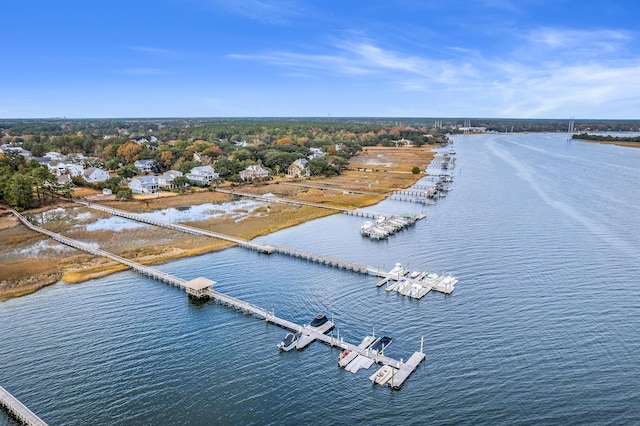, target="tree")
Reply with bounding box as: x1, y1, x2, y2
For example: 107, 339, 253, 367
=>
116, 188, 133, 200
117, 164, 137, 179
159, 150, 174, 170
116, 141, 142, 164
412, 166, 420, 174
7, 174, 33, 210
172, 175, 190, 193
